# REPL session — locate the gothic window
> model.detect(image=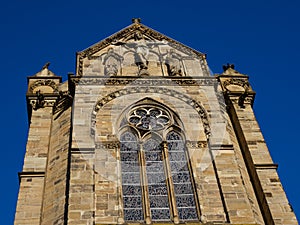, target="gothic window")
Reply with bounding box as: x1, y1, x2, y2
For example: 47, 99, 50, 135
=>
120, 104, 198, 223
